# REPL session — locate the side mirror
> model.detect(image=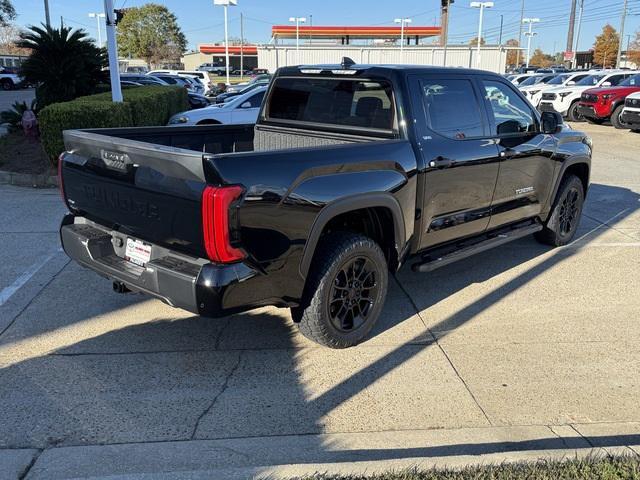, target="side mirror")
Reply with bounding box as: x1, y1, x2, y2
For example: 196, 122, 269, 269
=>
567, 80, 576, 85
602, 81, 612, 87
541, 111, 563, 134
240, 101, 252, 108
